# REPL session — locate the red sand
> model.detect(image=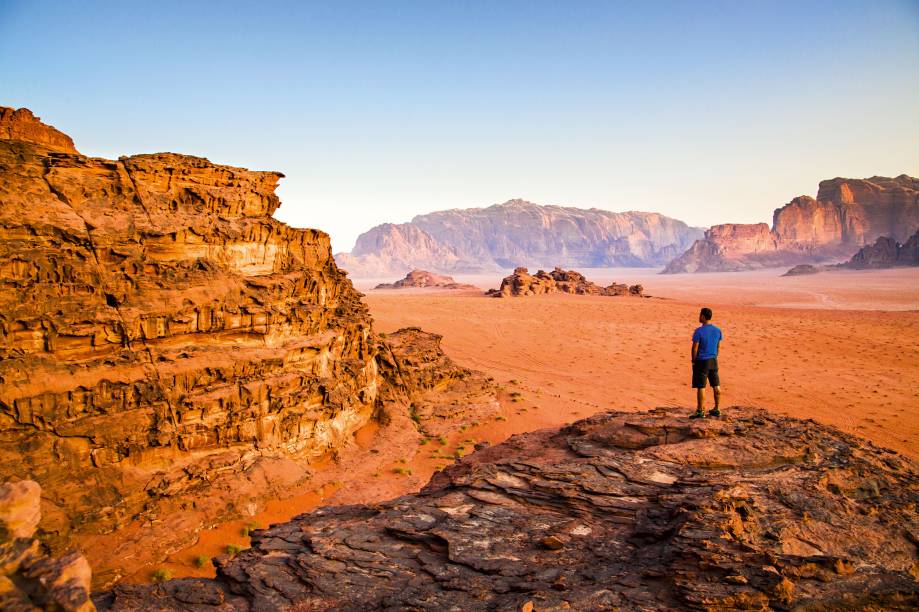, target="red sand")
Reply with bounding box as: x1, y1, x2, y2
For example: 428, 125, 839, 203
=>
153, 267, 919, 583
364, 267, 919, 459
